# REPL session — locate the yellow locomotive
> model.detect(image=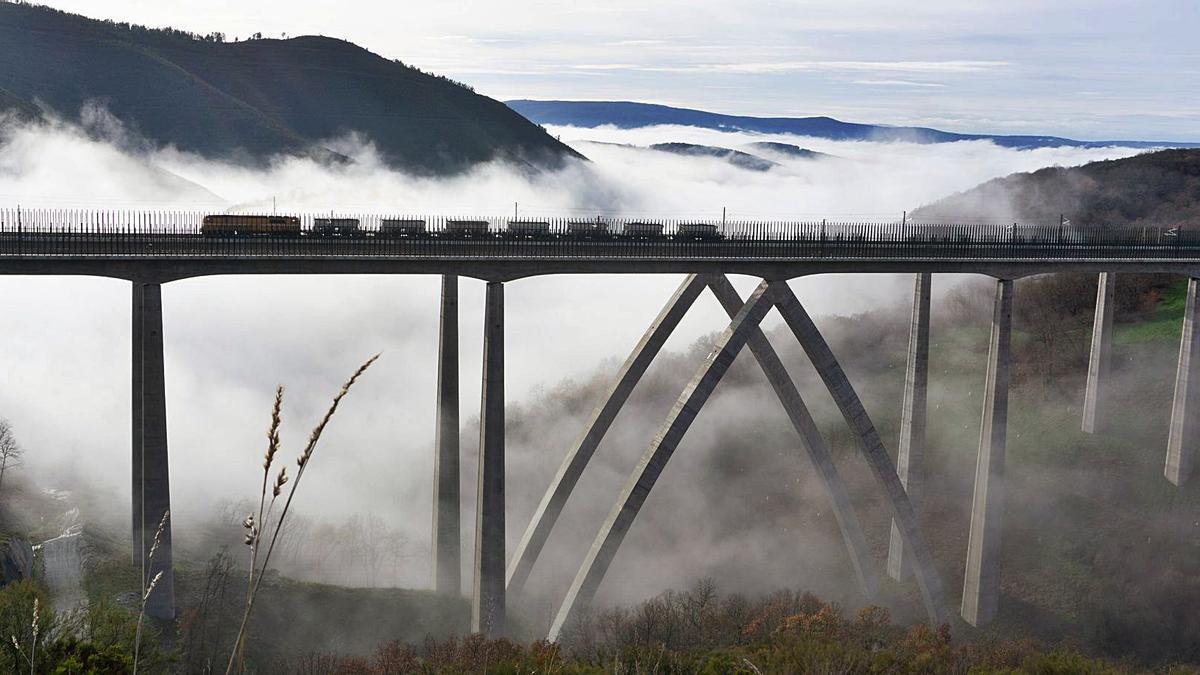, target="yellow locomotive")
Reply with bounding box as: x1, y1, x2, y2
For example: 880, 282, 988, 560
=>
201, 215, 302, 237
